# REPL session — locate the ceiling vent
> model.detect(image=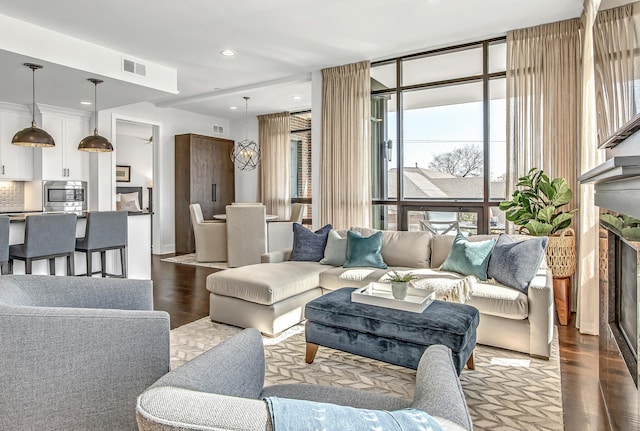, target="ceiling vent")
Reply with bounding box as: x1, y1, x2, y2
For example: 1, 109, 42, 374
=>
213, 125, 224, 134
122, 58, 147, 77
